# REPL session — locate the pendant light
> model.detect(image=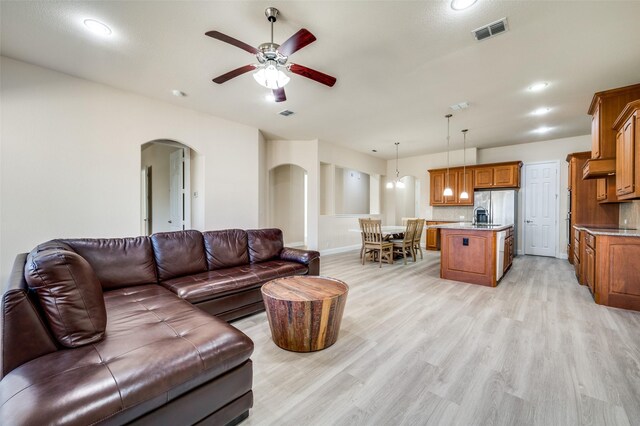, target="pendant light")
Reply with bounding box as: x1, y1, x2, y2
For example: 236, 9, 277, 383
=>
460, 129, 469, 200
443, 114, 453, 197
386, 142, 406, 189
